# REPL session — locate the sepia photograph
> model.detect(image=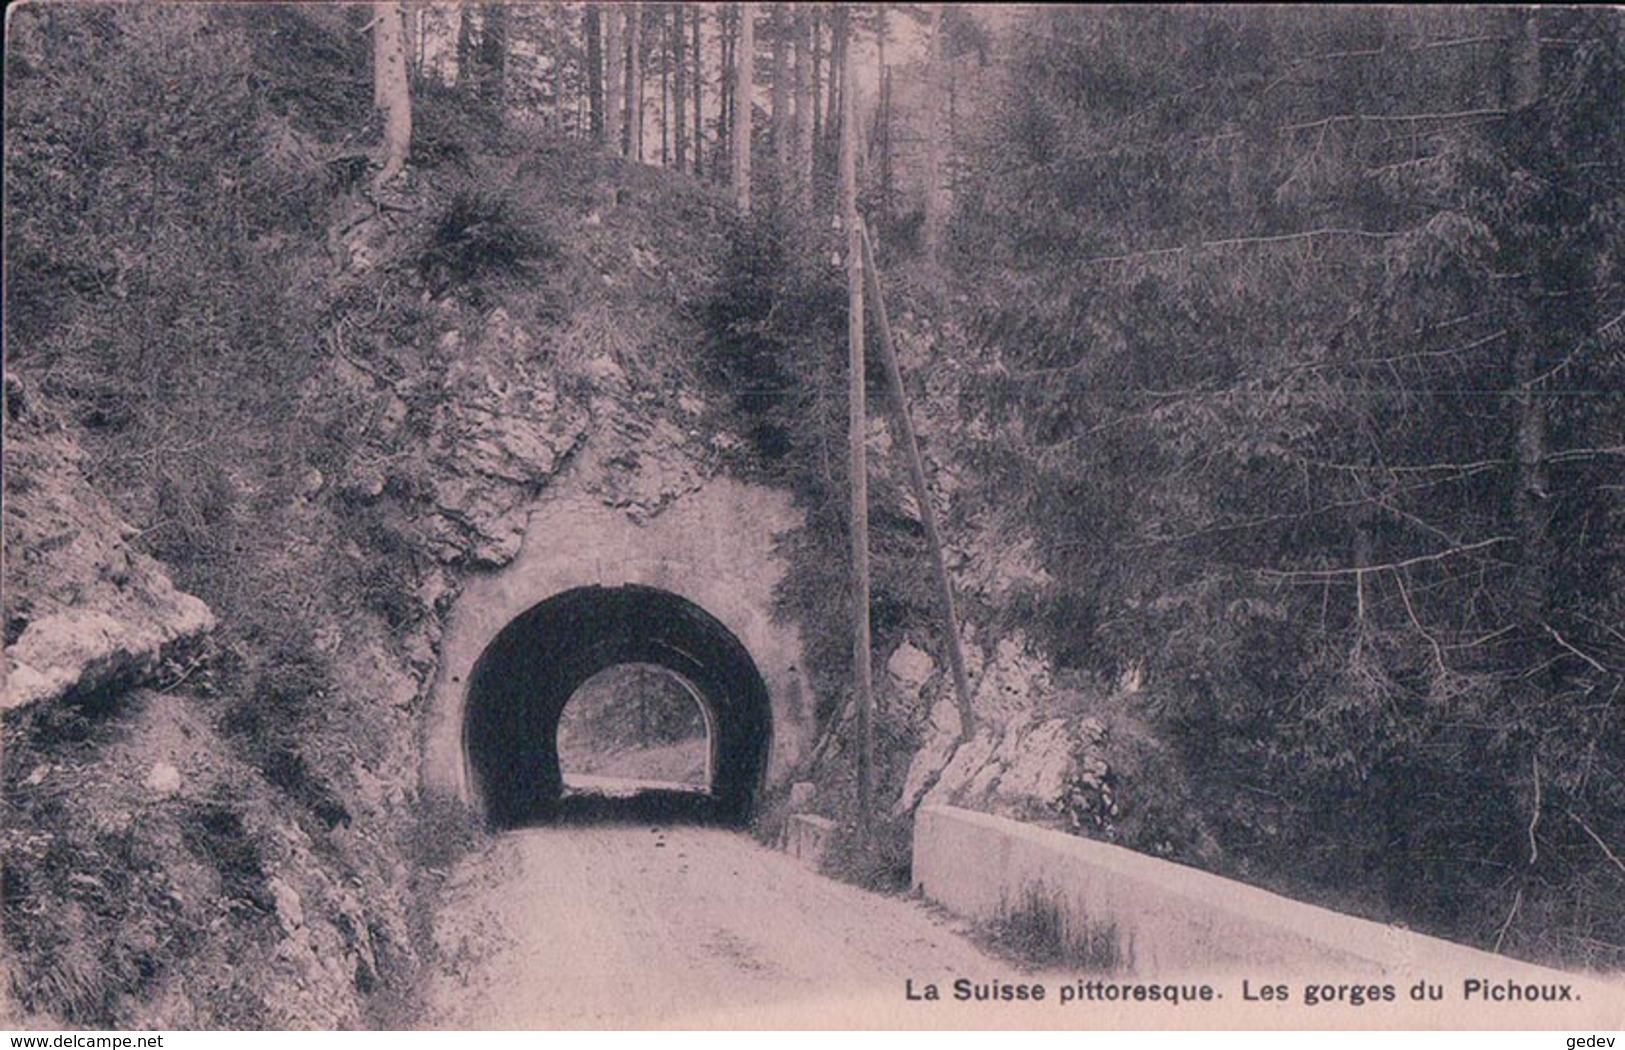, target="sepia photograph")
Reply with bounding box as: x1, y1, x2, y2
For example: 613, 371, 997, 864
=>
3, 1, 1623, 1034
